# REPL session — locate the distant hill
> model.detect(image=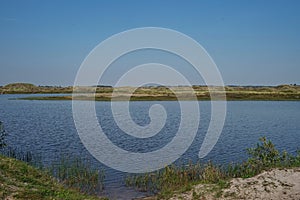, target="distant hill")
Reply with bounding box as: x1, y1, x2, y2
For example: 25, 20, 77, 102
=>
2, 83, 39, 93
0, 83, 73, 94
